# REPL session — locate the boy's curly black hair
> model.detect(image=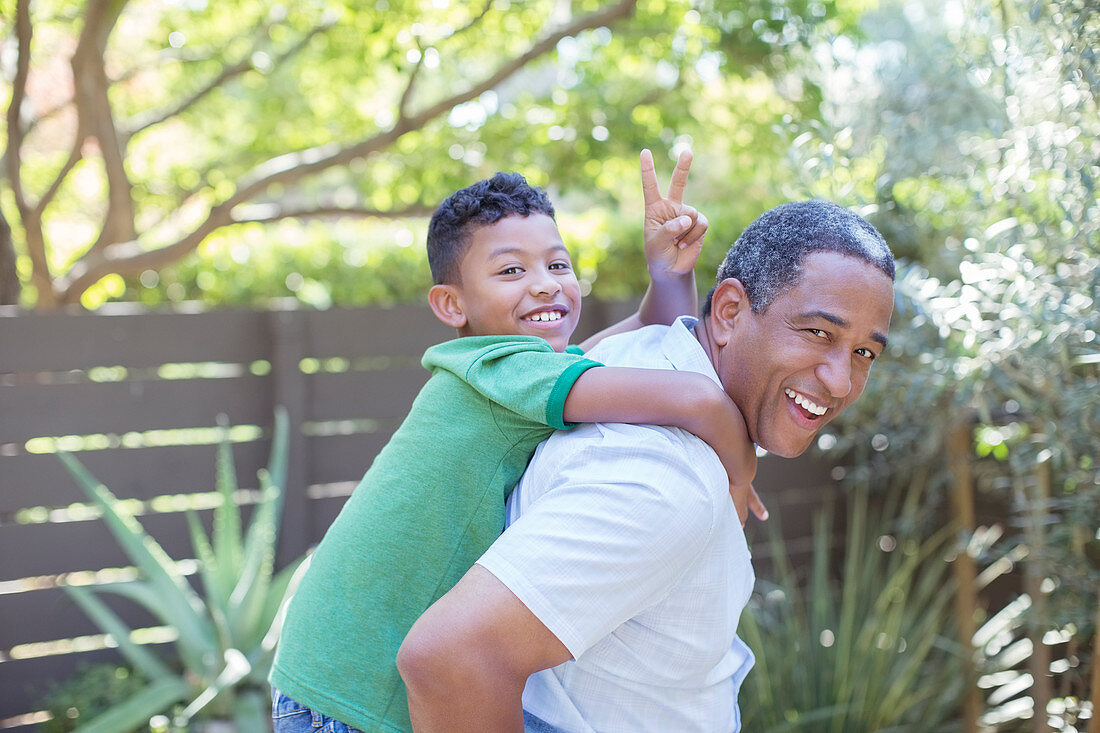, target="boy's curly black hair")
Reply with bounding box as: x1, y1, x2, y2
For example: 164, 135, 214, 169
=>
426, 172, 556, 285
